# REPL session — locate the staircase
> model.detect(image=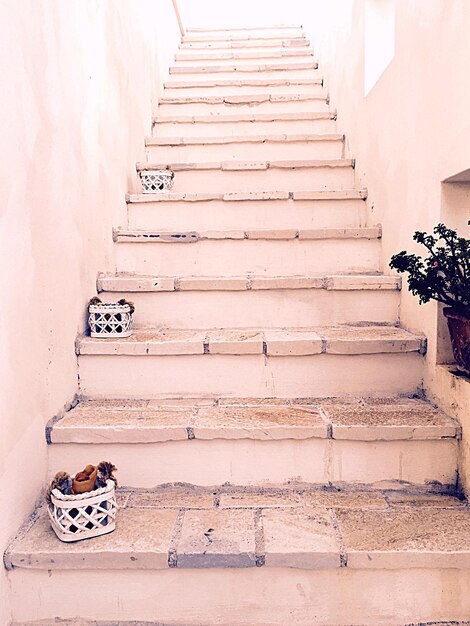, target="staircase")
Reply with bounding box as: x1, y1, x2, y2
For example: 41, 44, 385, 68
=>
6, 24, 470, 626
